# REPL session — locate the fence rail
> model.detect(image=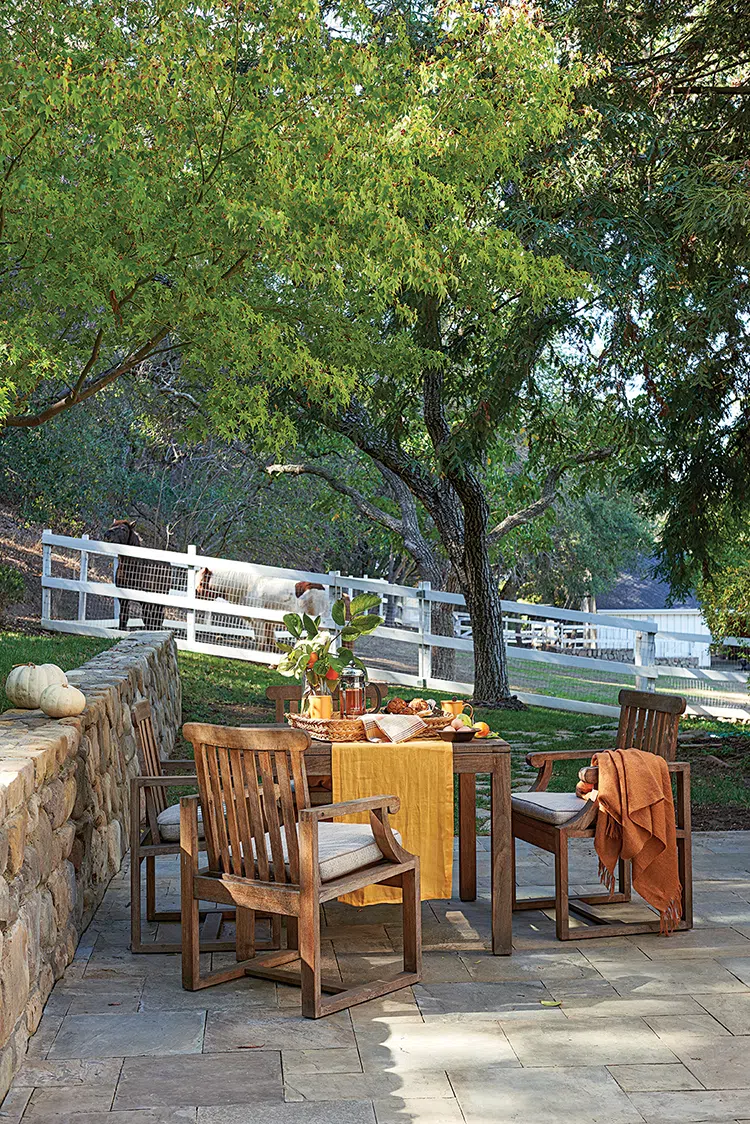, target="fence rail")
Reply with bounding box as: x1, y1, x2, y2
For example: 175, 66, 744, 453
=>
40, 530, 750, 720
